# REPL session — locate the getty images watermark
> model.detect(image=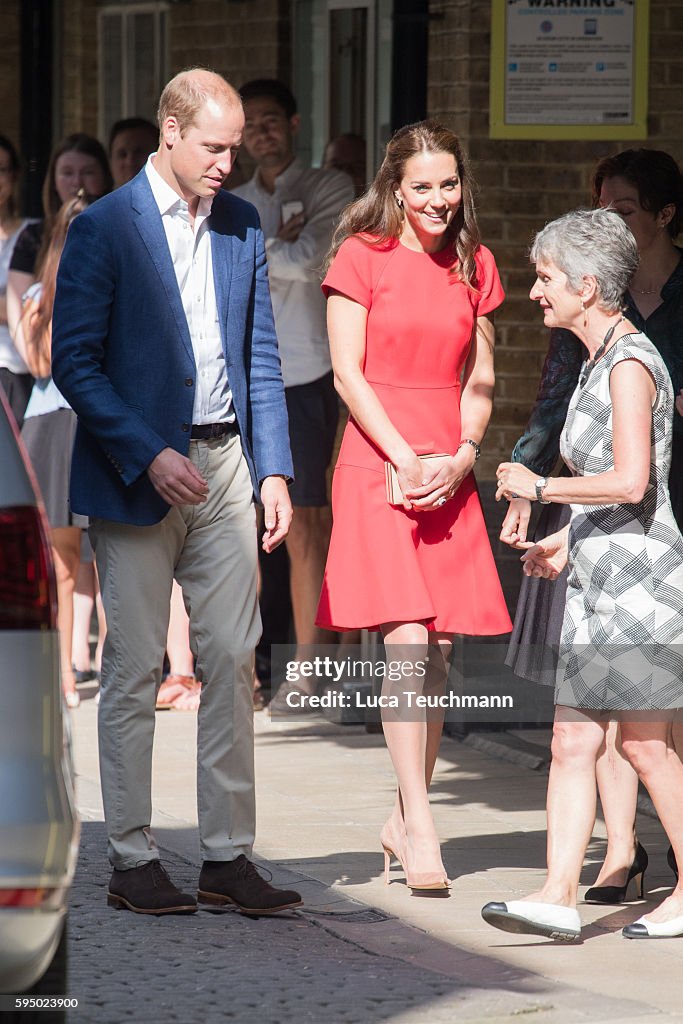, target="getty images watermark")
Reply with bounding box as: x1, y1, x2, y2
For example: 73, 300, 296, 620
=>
276, 650, 516, 718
